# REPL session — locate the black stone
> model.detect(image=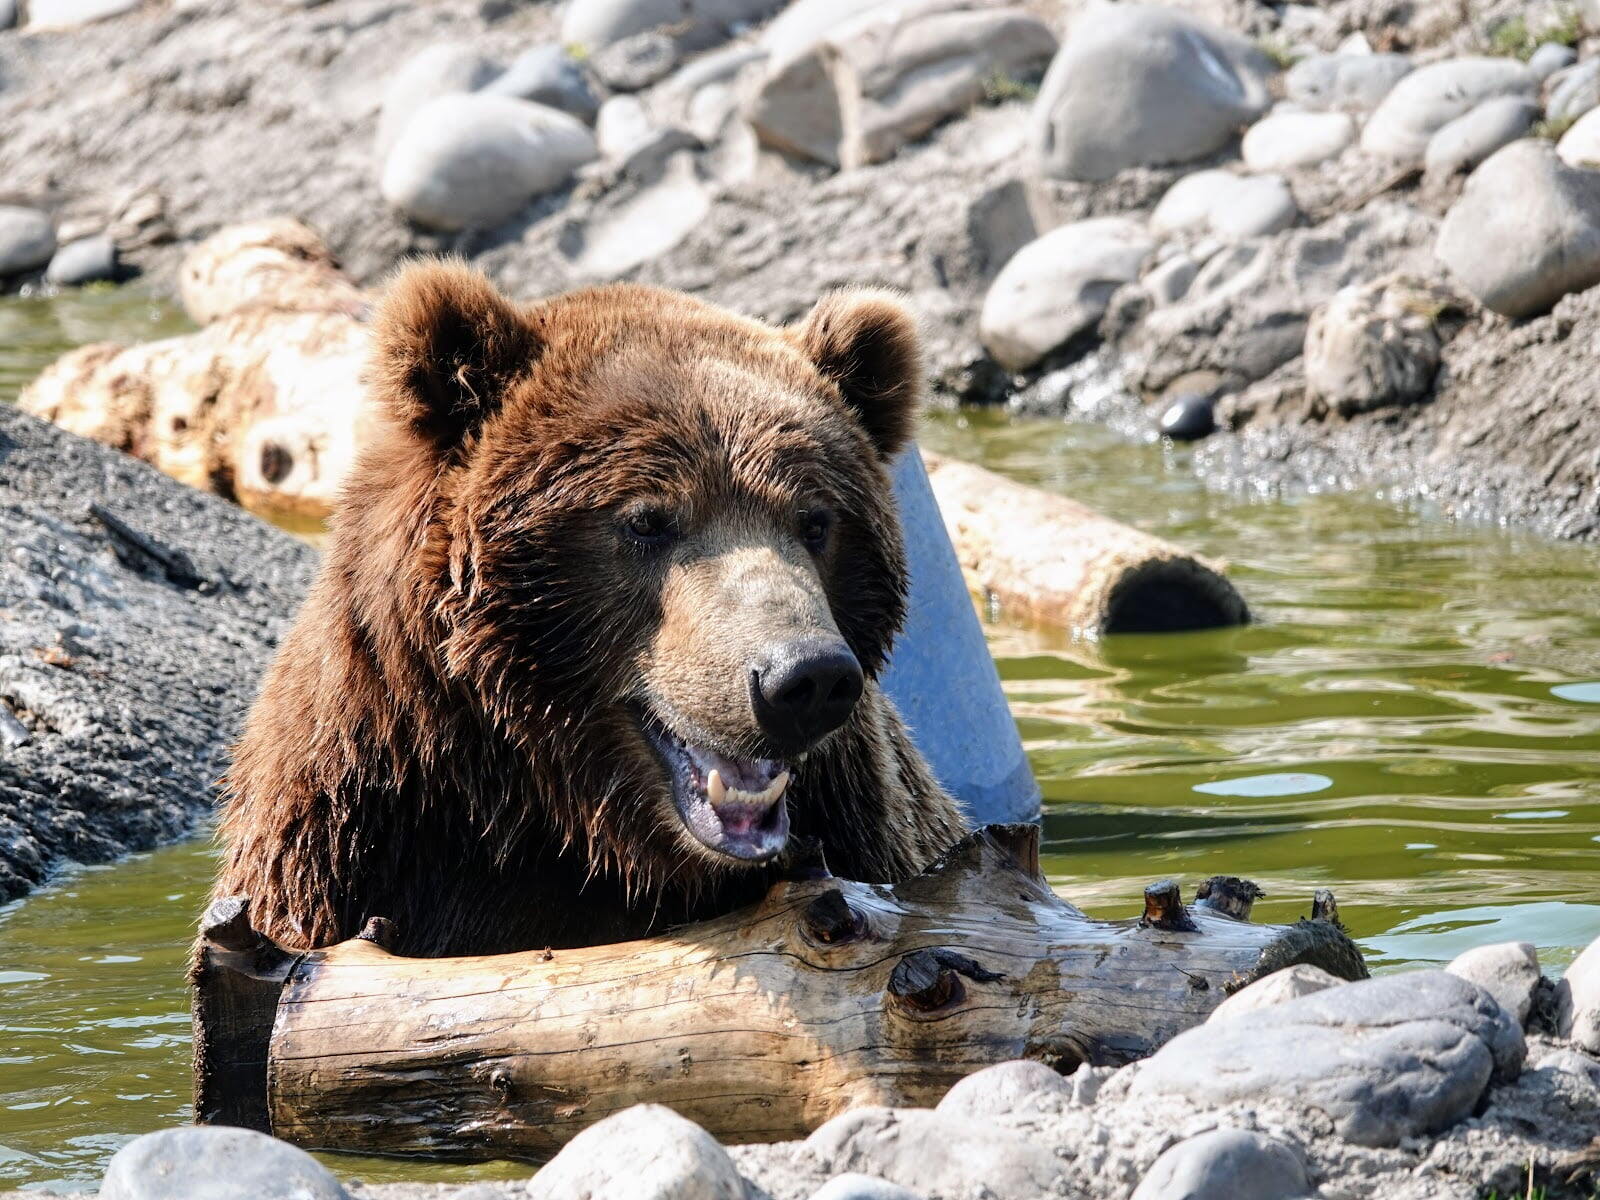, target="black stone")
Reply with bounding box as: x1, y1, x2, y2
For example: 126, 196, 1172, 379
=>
1159, 393, 1216, 441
